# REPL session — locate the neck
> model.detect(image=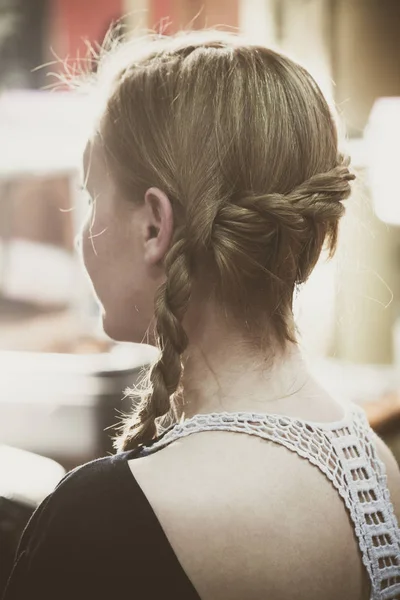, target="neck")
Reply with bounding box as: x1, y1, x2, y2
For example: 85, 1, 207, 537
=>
172, 300, 316, 421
